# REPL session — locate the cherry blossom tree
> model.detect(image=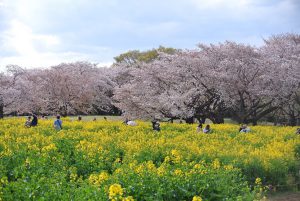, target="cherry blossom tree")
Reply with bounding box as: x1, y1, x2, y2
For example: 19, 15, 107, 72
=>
2, 62, 117, 116
0, 73, 7, 118
90, 67, 118, 115
113, 51, 226, 123
199, 41, 280, 125
114, 42, 284, 125
261, 33, 300, 125
1, 33, 298, 125
0, 65, 26, 118
34, 61, 116, 116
